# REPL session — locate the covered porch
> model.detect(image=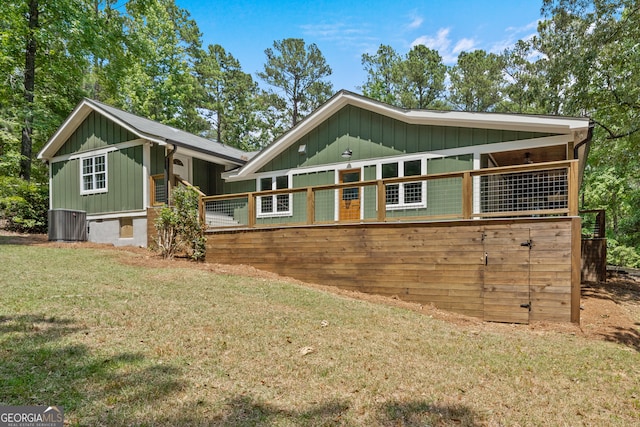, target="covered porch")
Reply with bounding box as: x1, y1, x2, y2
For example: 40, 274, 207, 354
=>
200, 160, 582, 324
200, 160, 579, 229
